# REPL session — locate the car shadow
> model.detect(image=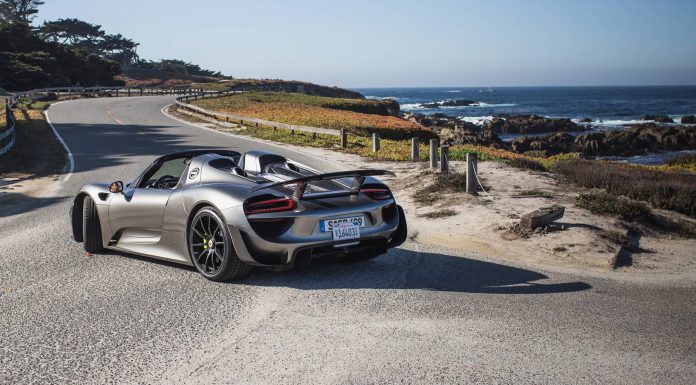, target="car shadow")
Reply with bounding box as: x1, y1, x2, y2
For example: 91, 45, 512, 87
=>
0, 192, 67, 218
242, 247, 592, 294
